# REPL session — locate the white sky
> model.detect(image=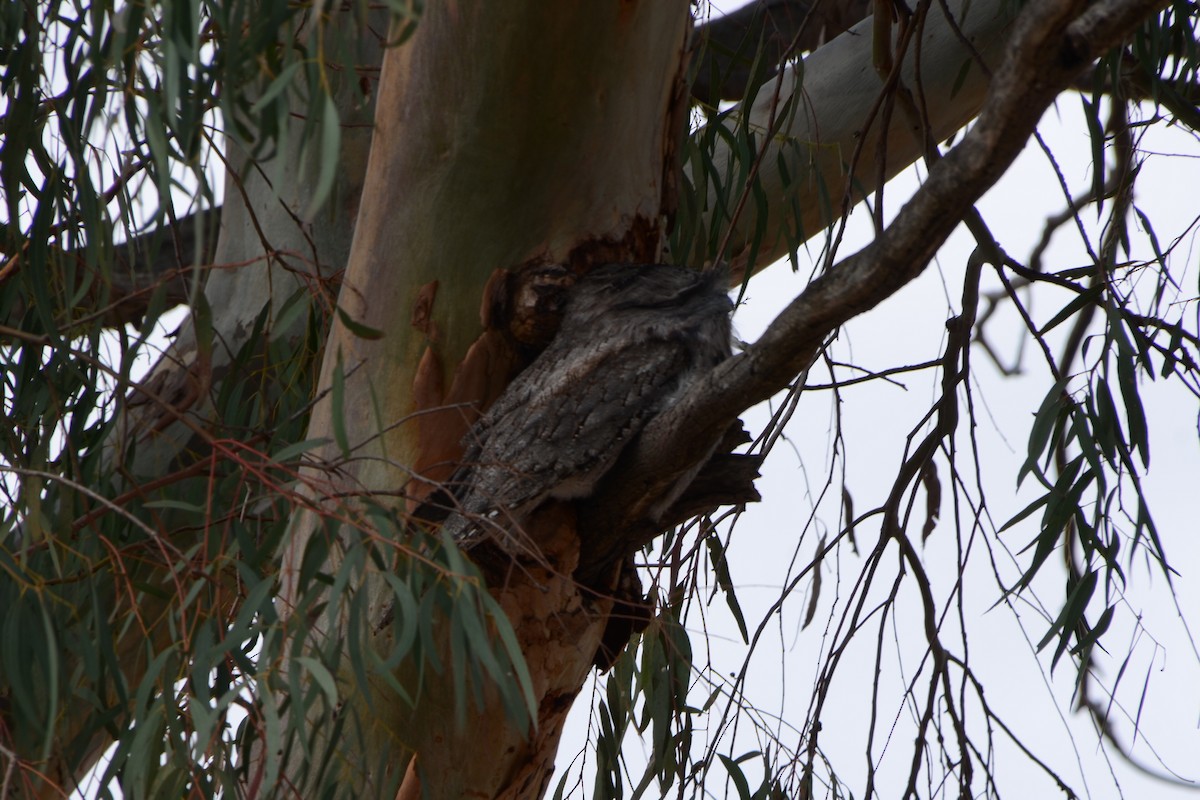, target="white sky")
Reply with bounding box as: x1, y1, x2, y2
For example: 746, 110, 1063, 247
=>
555, 91, 1200, 798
